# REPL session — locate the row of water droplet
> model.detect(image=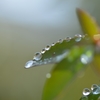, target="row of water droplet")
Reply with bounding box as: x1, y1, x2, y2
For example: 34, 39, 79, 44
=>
39, 34, 85, 57
81, 84, 100, 100
25, 34, 86, 68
